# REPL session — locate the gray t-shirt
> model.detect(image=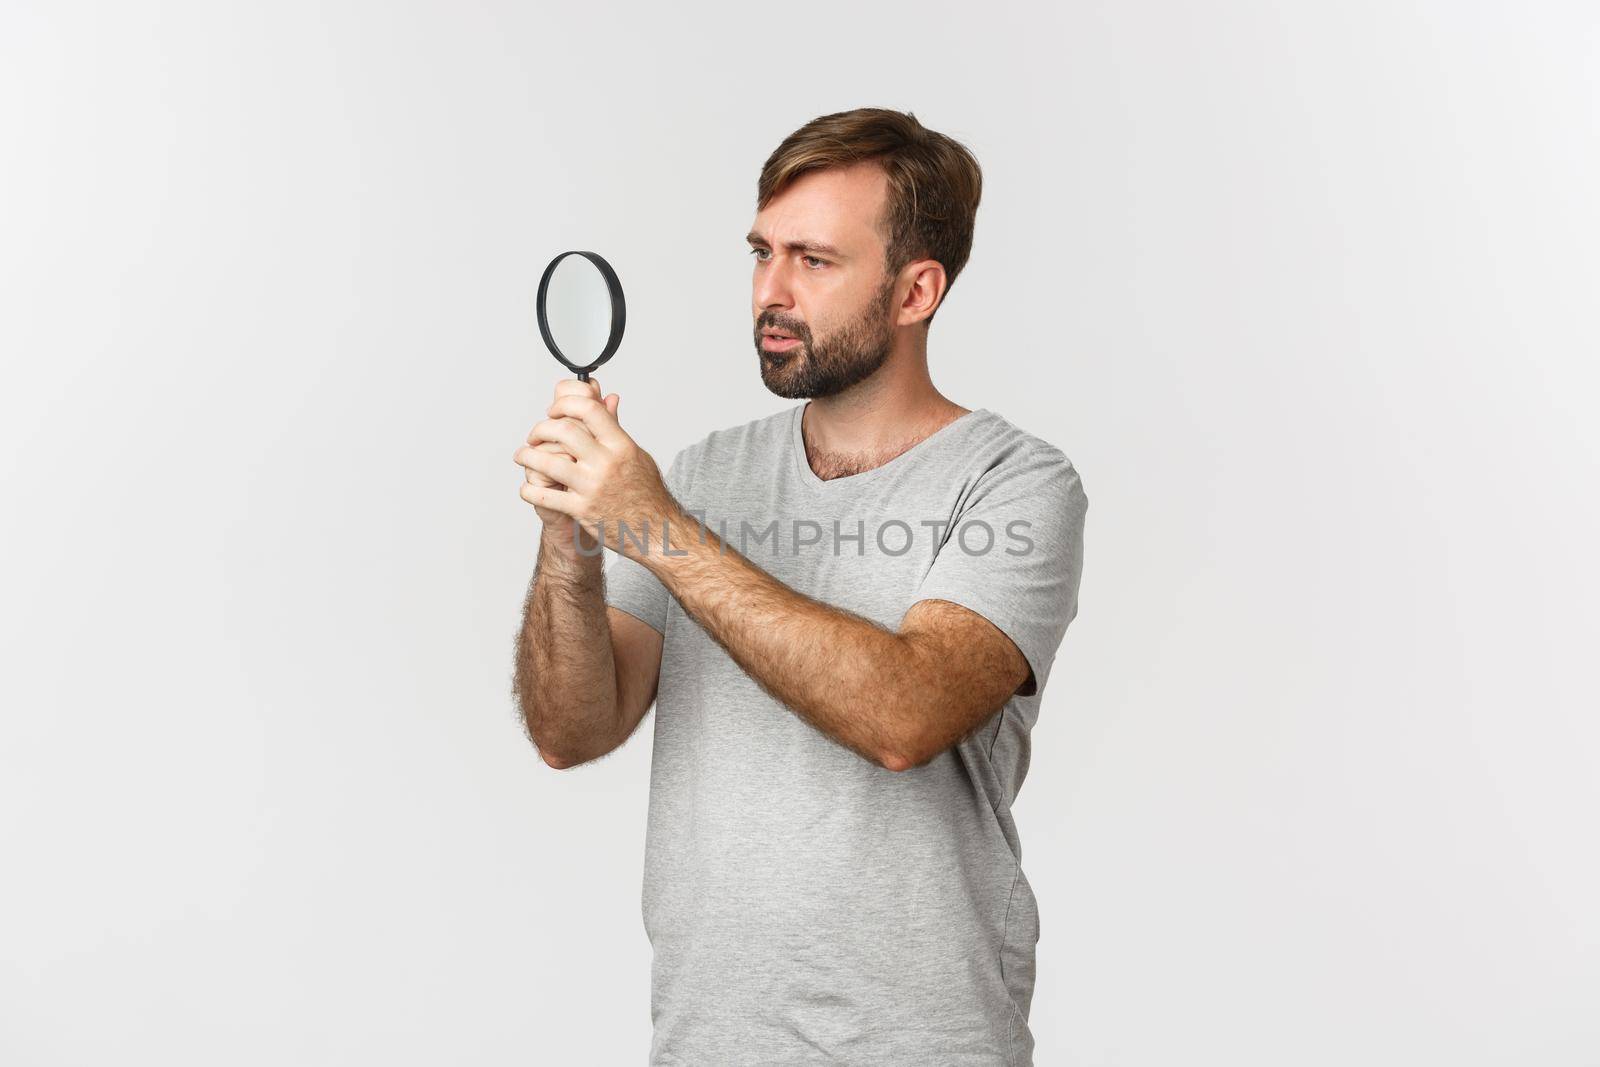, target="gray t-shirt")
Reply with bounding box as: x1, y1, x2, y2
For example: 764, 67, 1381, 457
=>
603, 401, 1088, 1067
